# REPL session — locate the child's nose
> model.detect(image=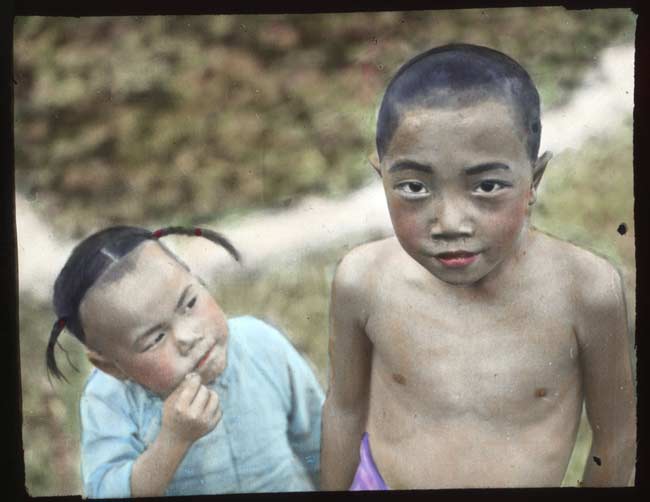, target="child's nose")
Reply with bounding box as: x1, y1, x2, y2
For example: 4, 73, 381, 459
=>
174, 320, 203, 354
429, 197, 473, 239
